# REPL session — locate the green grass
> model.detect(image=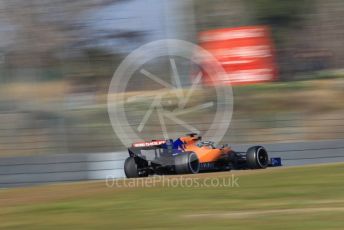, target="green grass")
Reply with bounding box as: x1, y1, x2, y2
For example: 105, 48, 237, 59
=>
232, 79, 310, 93
1, 163, 344, 229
